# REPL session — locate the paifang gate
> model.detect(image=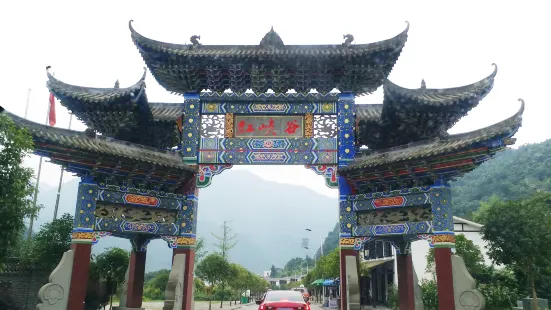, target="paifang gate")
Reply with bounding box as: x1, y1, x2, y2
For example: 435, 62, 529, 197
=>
6, 20, 525, 310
